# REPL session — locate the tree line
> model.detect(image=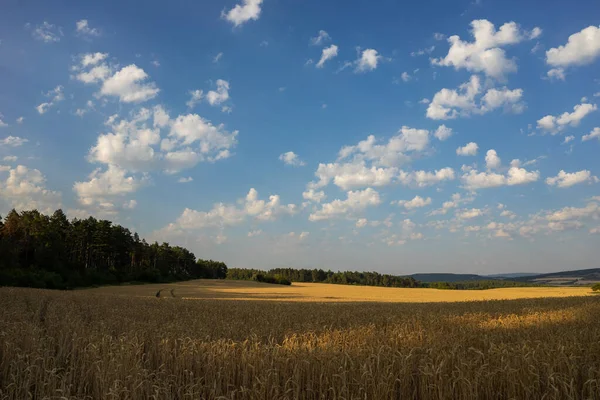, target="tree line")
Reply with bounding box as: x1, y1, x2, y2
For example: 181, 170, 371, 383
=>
227, 267, 420, 288
0, 209, 227, 289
